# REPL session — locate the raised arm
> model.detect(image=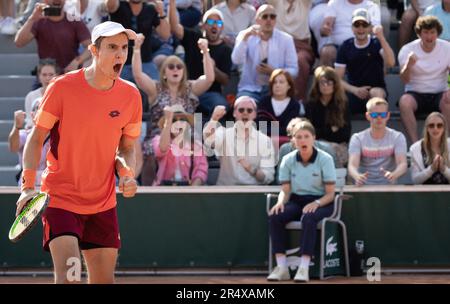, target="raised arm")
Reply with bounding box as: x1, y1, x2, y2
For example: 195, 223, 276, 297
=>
154, 0, 171, 41
191, 38, 215, 96
8, 111, 26, 153
14, 3, 45, 47
373, 25, 395, 68
131, 34, 157, 104
168, 0, 184, 40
